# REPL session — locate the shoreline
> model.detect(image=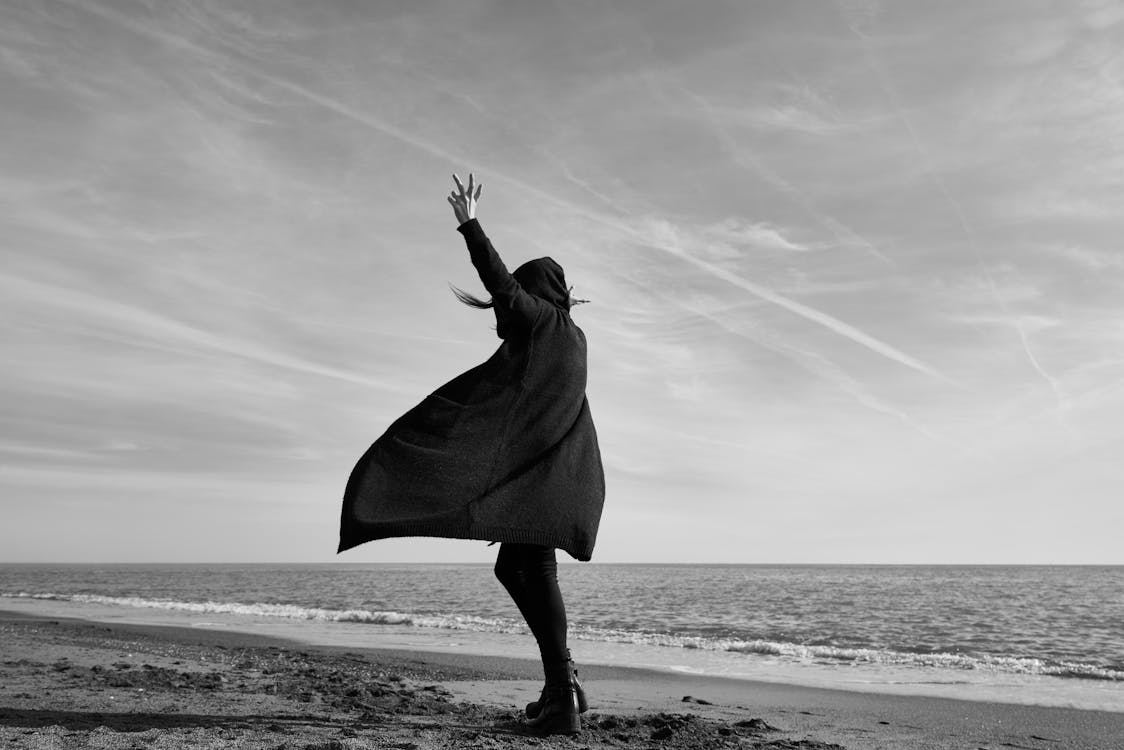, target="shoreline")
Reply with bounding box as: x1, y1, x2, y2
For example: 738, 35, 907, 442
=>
3, 593, 1120, 711
2, 609, 1123, 749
